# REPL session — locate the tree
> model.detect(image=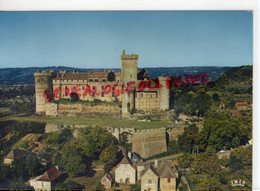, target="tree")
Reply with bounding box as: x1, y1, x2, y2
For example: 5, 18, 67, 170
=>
25, 153, 42, 177
100, 145, 118, 172
8, 176, 25, 189
190, 92, 212, 116
229, 145, 252, 171
57, 140, 86, 177
78, 127, 118, 160
178, 124, 199, 153
212, 93, 220, 102
178, 153, 192, 174
55, 180, 84, 190
100, 145, 118, 163
199, 111, 249, 151
191, 153, 221, 176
